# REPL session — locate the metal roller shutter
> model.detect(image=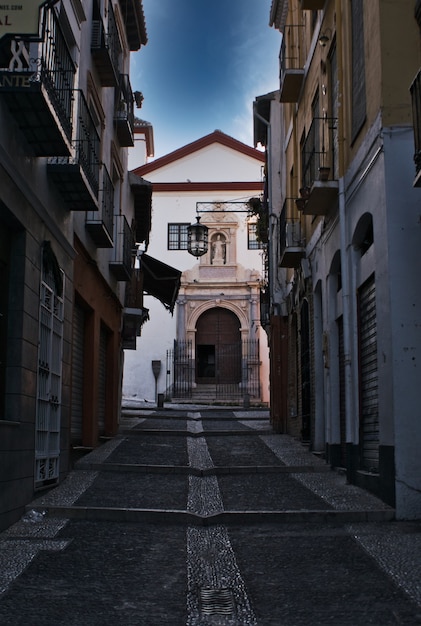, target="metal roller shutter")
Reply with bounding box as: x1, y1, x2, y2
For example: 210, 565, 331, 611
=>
98, 326, 107, 436
358, 276, 379, 471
